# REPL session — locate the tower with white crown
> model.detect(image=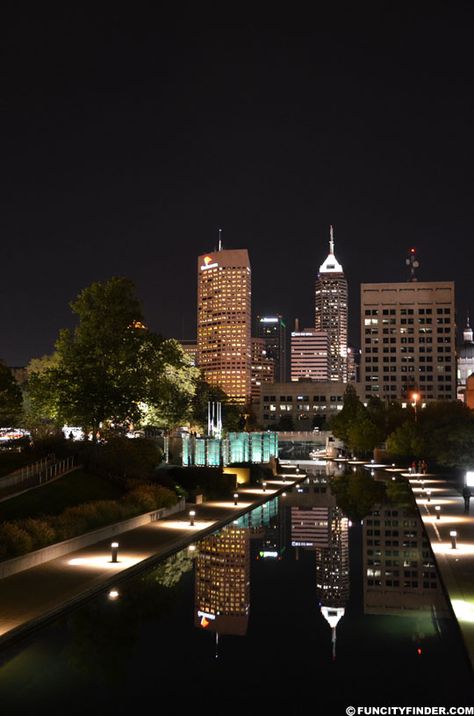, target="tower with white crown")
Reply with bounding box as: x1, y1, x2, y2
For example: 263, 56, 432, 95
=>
314, 226, 348, 382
